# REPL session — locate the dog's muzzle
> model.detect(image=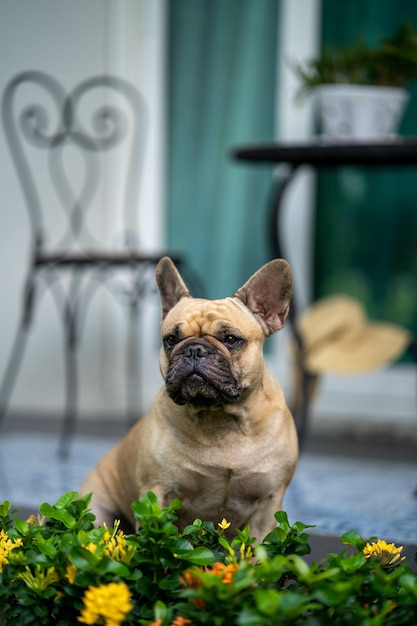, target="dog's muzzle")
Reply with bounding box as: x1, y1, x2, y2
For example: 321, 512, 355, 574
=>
165, 338, 242, 406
